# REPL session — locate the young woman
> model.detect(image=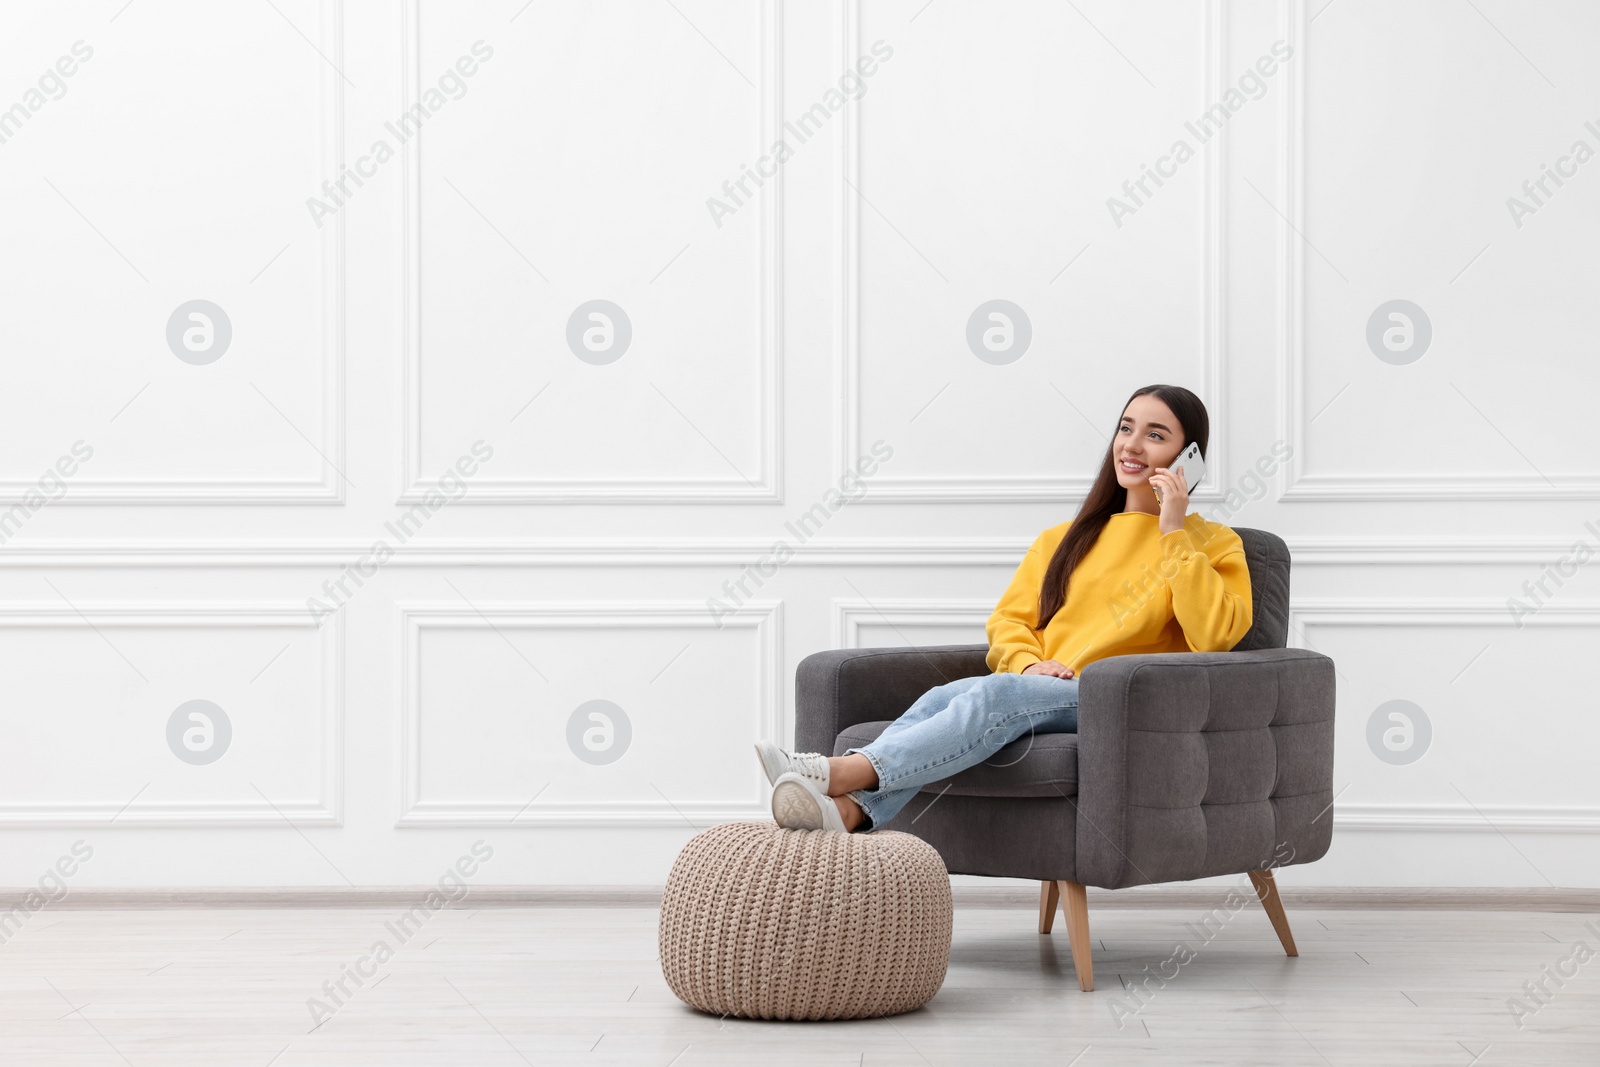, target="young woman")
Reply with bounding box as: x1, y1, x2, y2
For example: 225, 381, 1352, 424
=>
756, 383, 1253, 833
